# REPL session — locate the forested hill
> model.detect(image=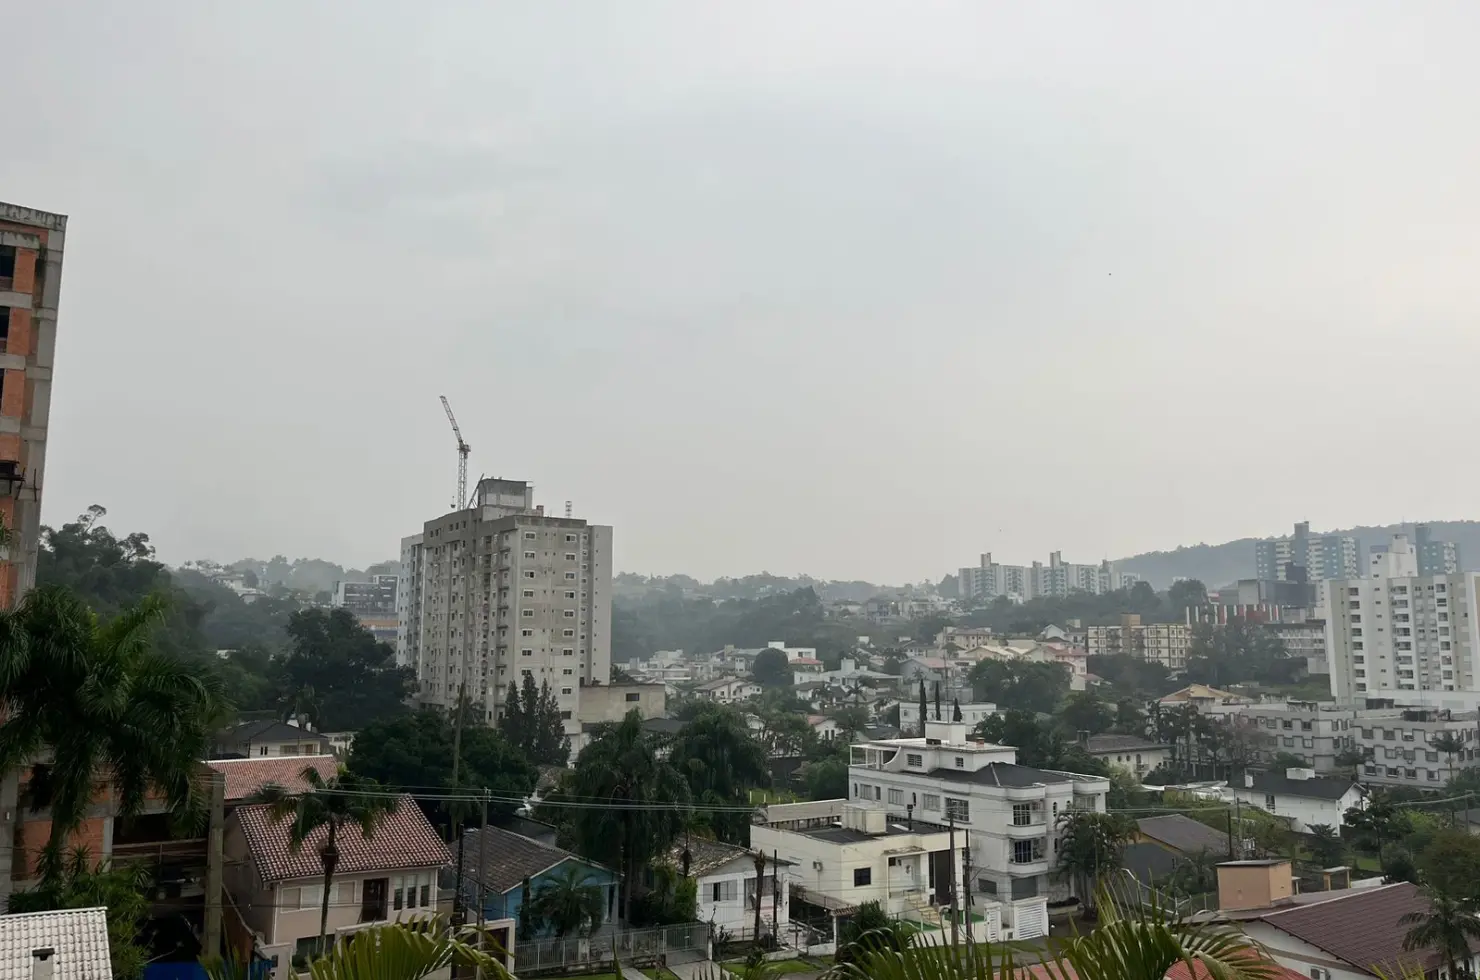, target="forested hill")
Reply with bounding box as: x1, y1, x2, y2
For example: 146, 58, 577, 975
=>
1115, 520, 1480, 588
